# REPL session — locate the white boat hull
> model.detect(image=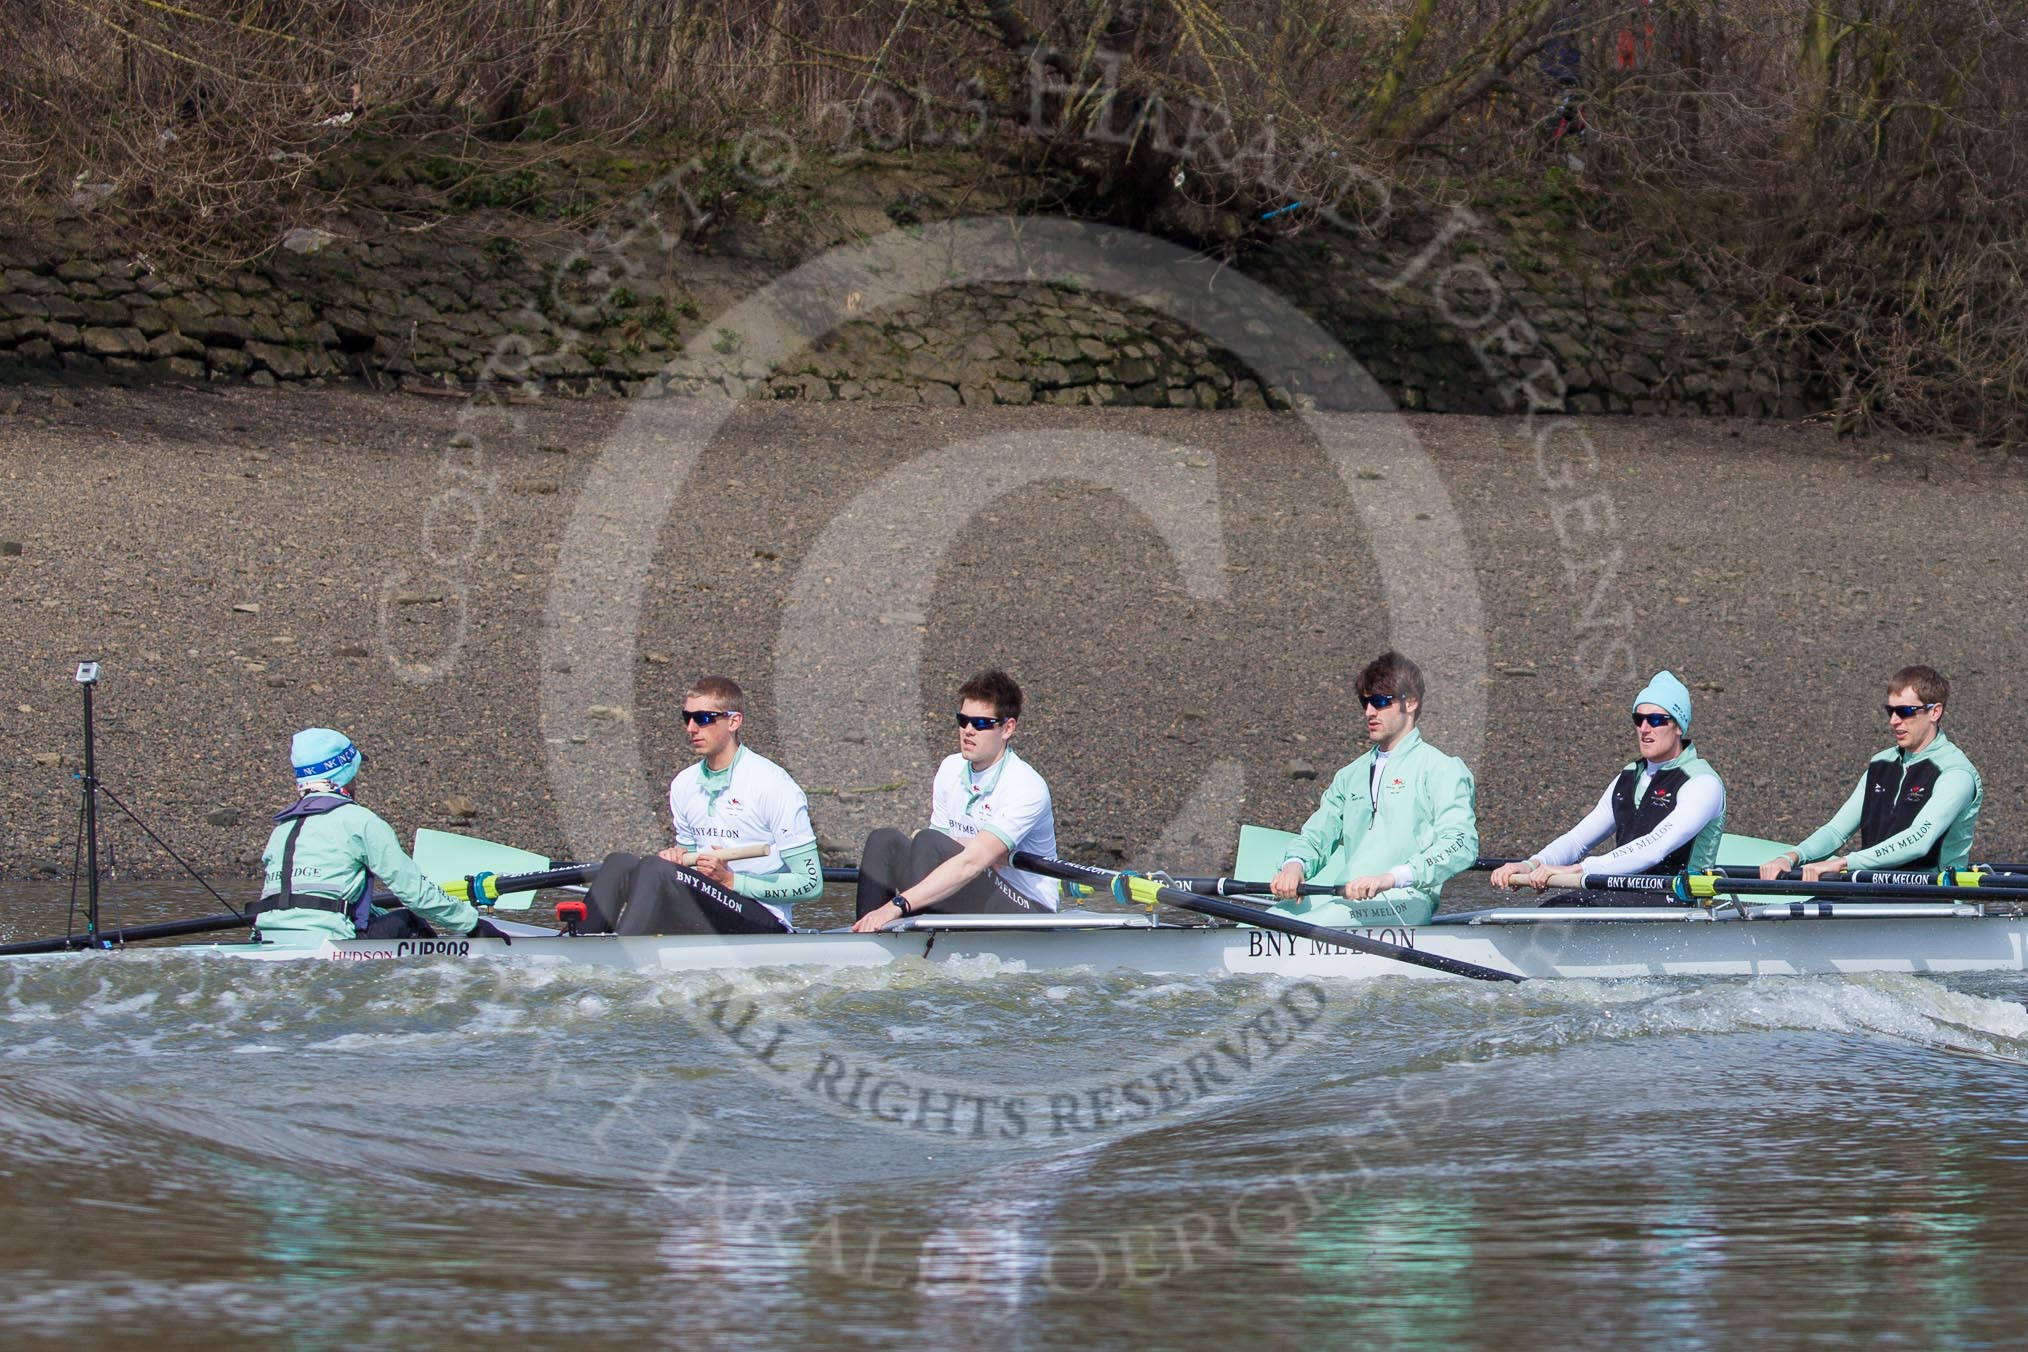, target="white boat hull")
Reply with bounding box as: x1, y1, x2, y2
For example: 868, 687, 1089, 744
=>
207, 909, 2028, 982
